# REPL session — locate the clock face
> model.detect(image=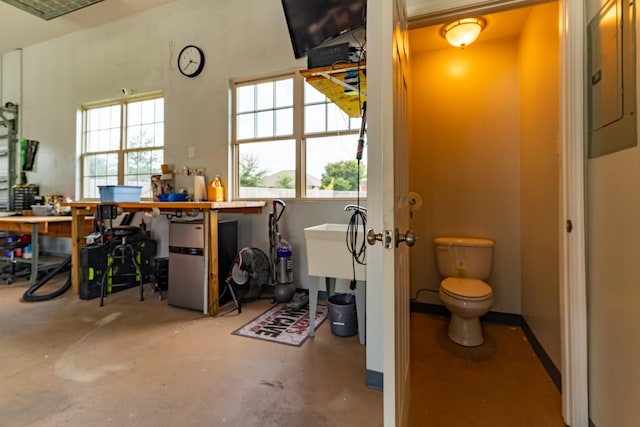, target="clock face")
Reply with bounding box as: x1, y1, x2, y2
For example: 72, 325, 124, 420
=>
178, 45, 205, 77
